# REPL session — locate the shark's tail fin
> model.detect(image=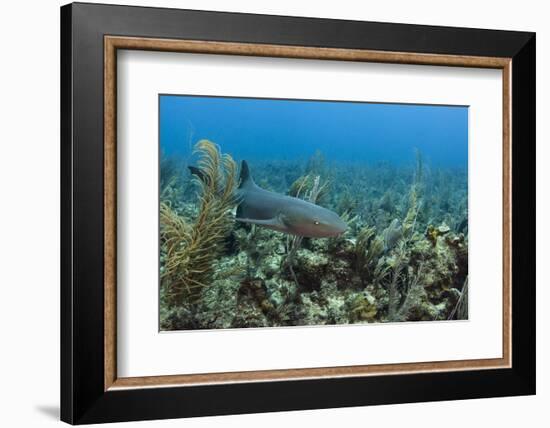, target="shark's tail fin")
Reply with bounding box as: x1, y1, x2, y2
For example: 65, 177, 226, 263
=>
238, 160, 257, 190
188, 165, 212, 187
